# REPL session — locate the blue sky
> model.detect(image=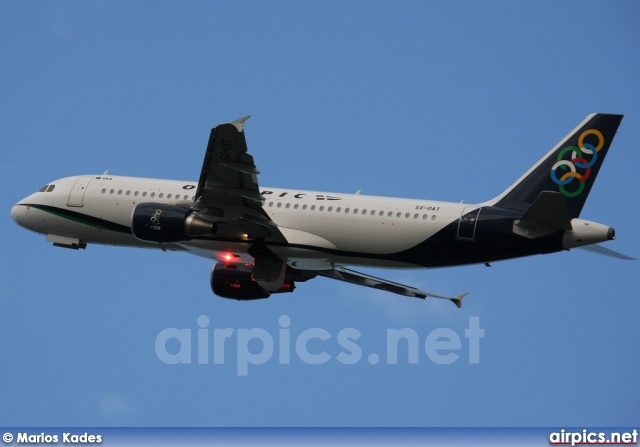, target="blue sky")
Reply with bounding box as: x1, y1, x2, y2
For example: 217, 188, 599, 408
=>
1, 1, 639, 427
